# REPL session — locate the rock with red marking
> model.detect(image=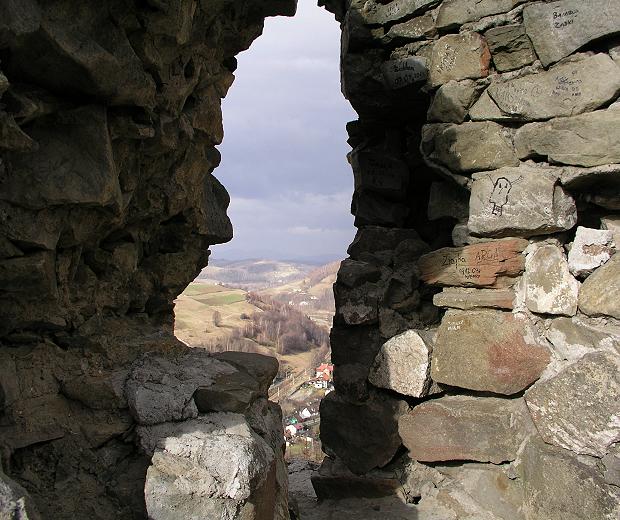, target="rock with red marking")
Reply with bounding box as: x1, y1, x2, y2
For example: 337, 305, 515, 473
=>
399, 395, 532, 463
431, 309, 550, 394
